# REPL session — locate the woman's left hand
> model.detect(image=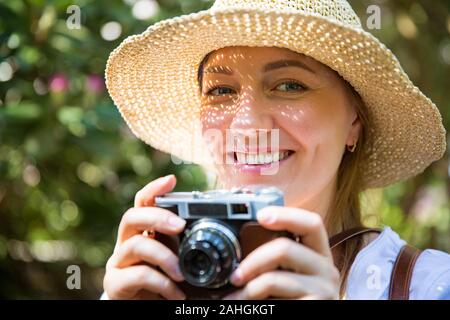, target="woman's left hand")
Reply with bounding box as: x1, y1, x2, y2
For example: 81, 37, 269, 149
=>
222, 206, 340, 300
